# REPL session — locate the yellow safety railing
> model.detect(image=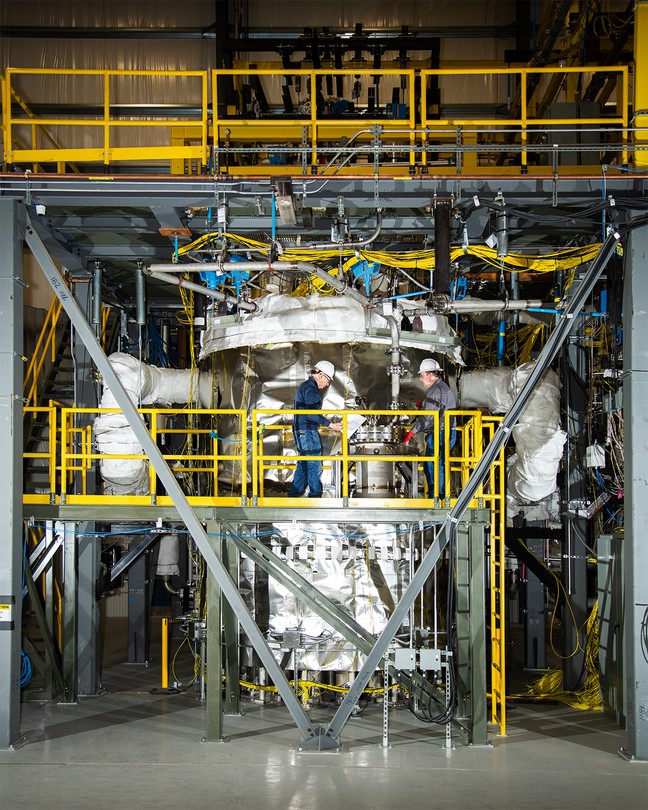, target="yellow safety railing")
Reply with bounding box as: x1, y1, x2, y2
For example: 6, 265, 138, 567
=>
23, 295, 64, 409
211, 67, 417, 175
23, 405, 58, 496
250, 407, 504, 506
420, 65, 629, 171
2, 68, 210, 169
54, 406, 247, 506
25, 403, 506, 508
4, 65, 634, 176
